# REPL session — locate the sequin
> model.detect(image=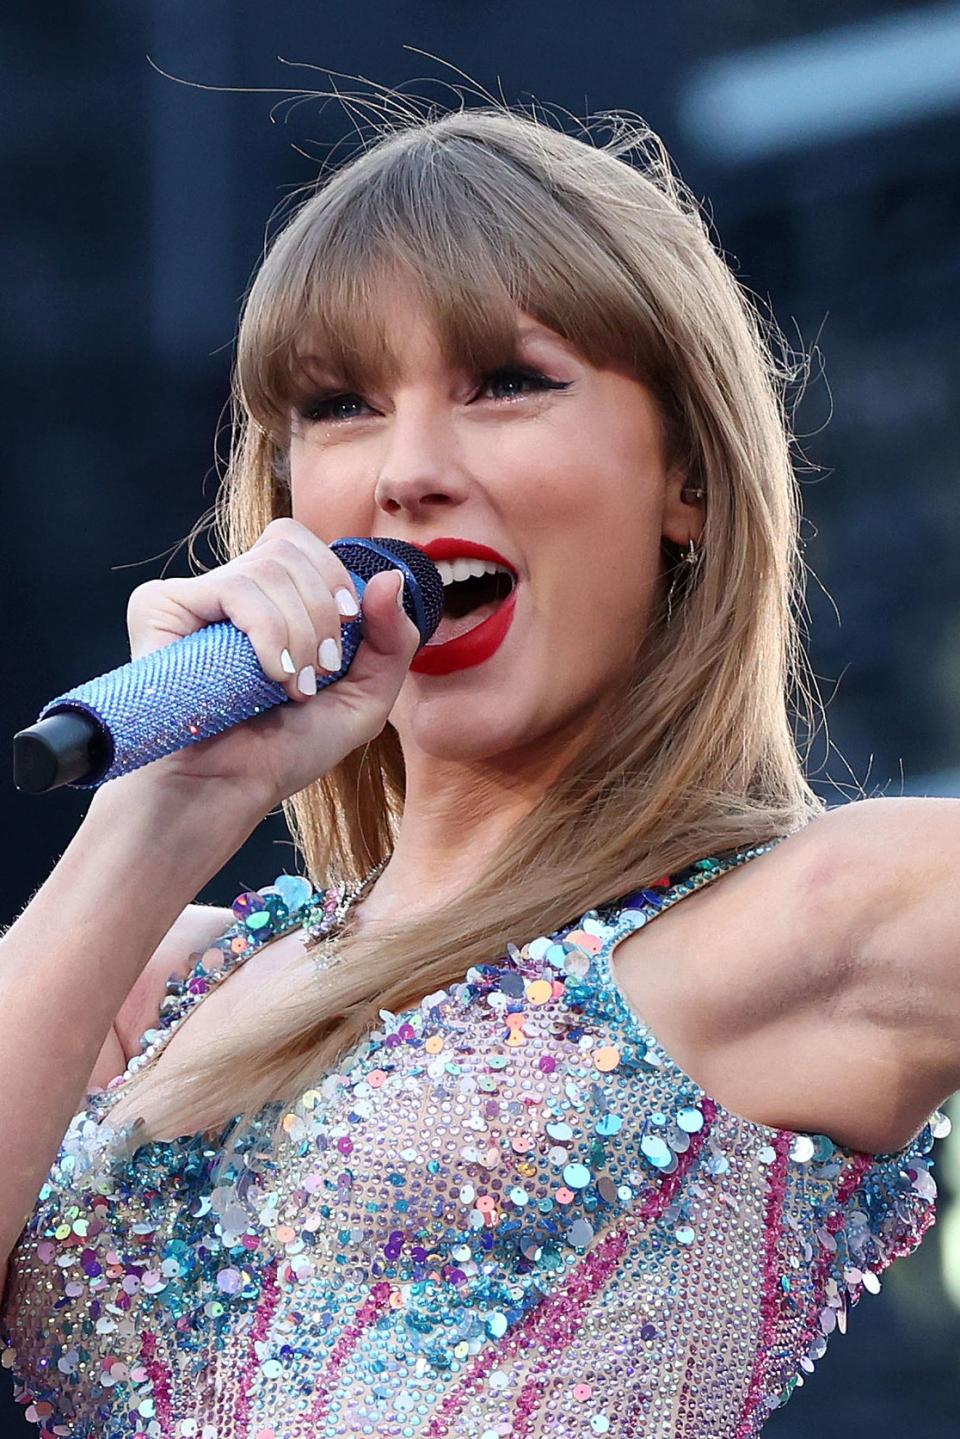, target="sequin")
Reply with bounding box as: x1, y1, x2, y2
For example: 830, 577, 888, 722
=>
546, 1122, 573, 1141
641, 1134, 673, 1168
562, 1163, 592, 1189
593, 1045, 621, 1072
595, 1114, 622, 1137
1, 837, 950, 1439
